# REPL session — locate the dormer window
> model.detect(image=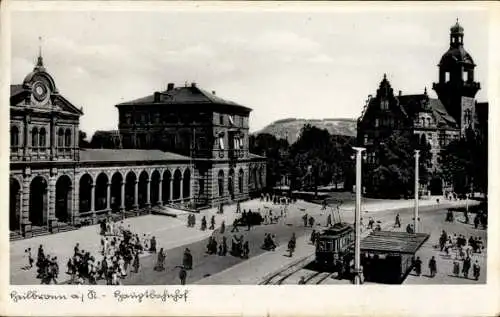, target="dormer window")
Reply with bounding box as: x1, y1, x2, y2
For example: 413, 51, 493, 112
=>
381, 100, 389, 110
